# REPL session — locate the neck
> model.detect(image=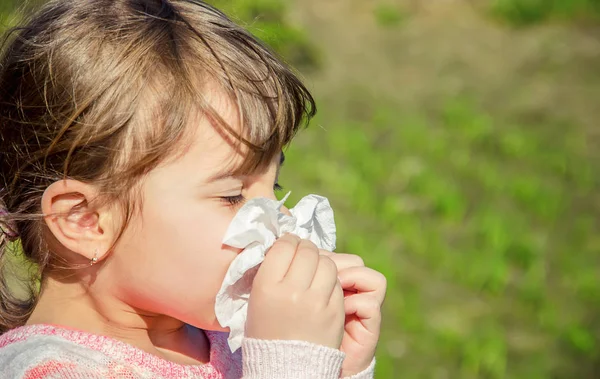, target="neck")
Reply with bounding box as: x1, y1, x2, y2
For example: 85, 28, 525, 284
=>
26, 276, 210, 365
